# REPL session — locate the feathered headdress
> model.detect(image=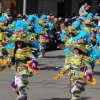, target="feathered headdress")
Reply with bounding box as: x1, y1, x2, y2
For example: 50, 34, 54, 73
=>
72, 30, 91, 44
87, 13, 94, 20
8, 20, 29, 43
66, 39, 92, 54
28, 15, 39, 23
72, 21, 81, 30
